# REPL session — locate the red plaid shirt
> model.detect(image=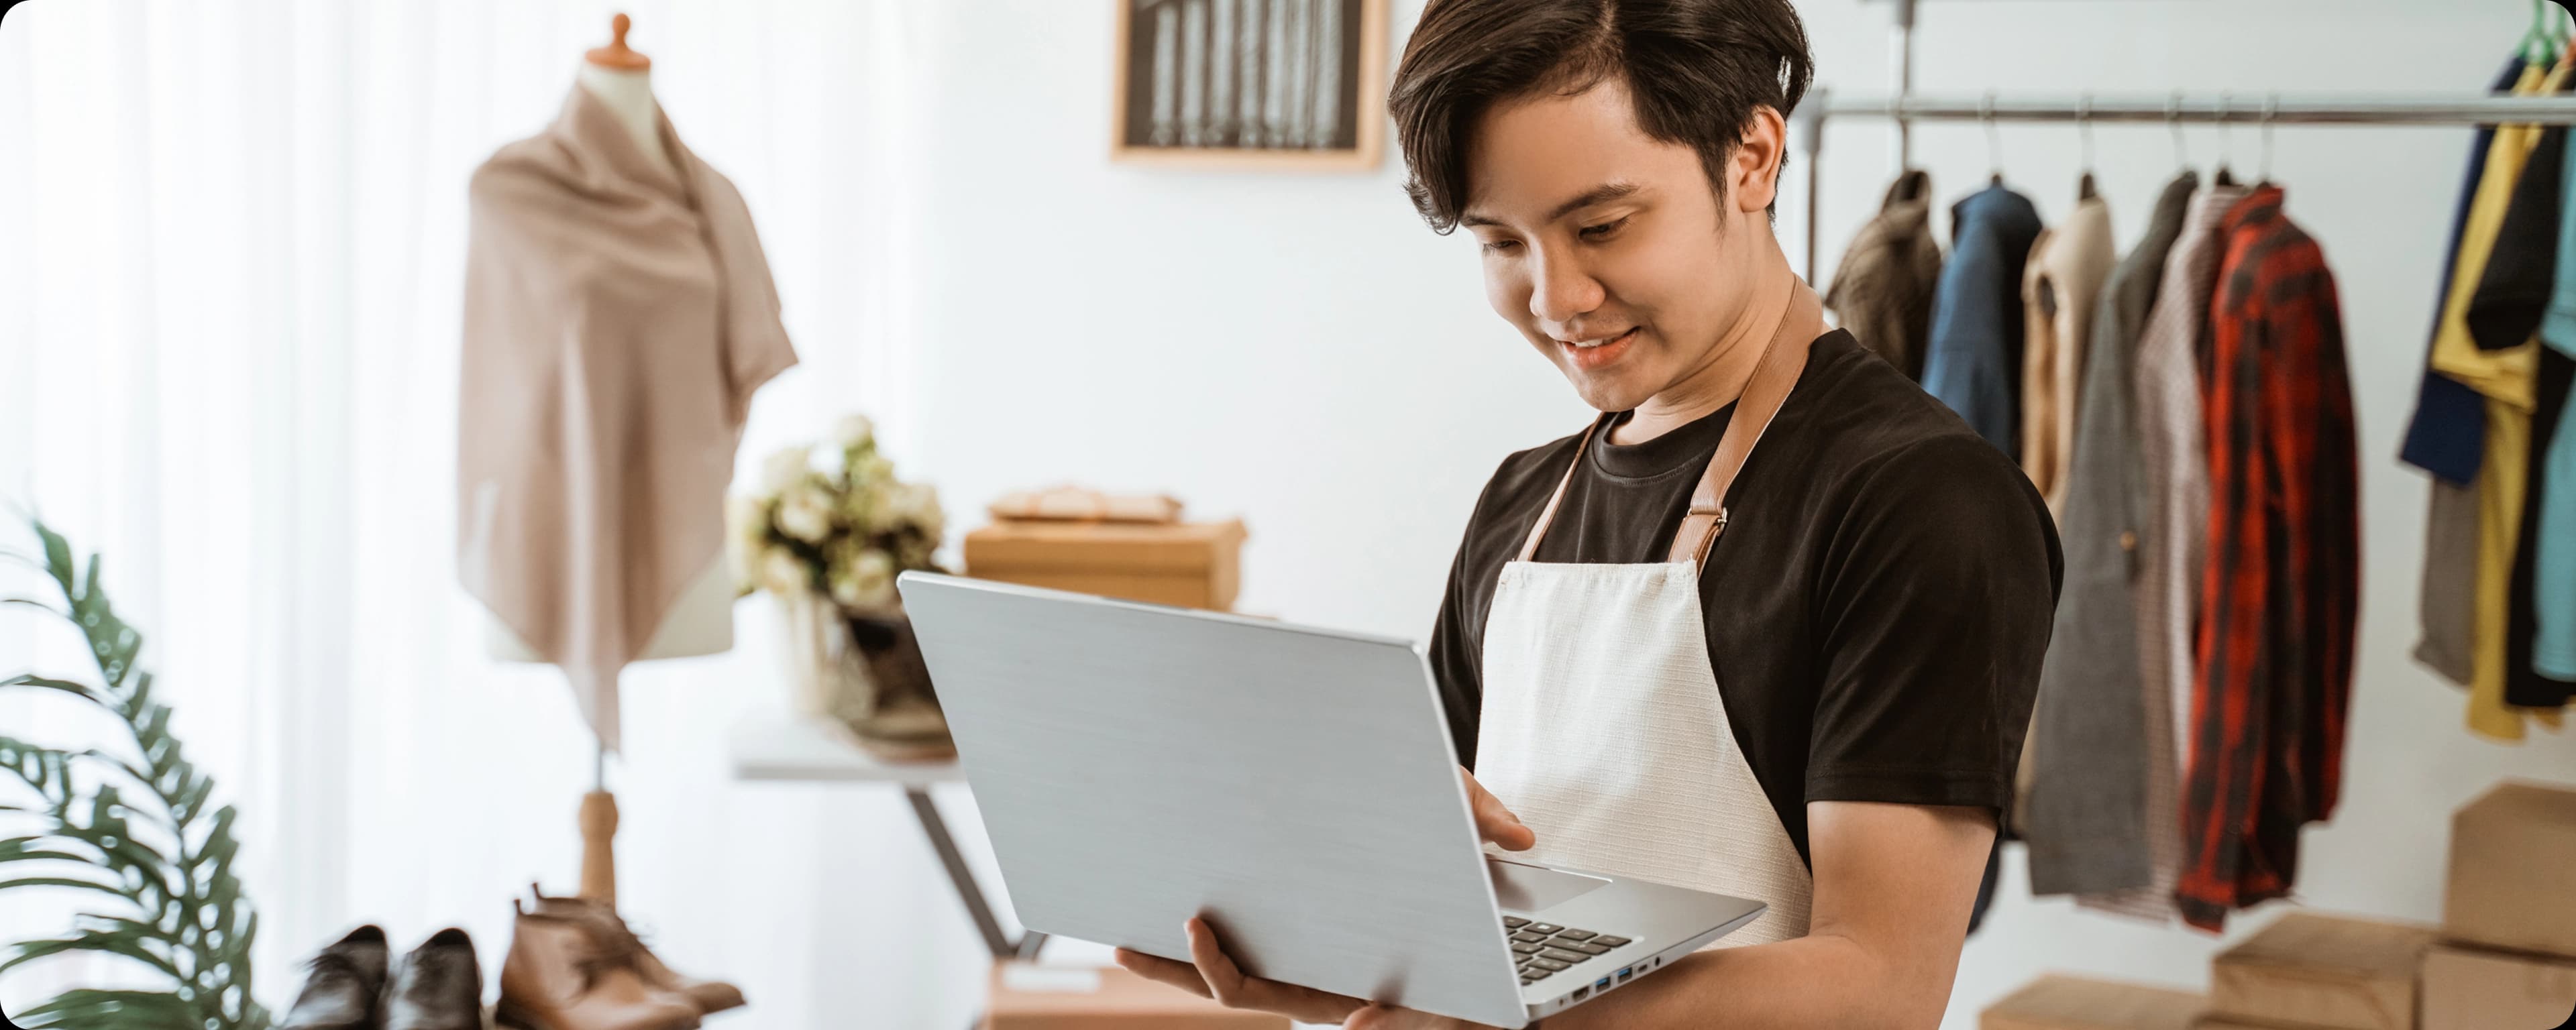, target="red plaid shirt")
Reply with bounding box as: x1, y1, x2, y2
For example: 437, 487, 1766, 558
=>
2176, 187, 2361, 931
